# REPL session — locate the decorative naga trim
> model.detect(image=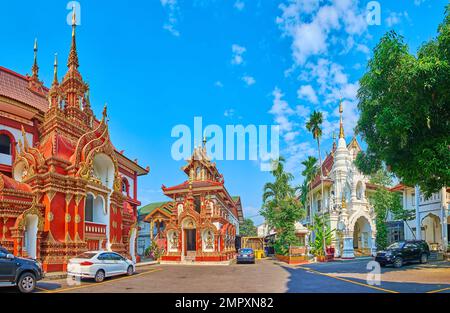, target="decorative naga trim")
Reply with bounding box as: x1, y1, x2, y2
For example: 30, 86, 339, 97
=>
16, 198, 45, 231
